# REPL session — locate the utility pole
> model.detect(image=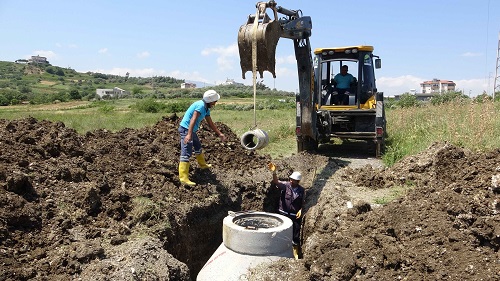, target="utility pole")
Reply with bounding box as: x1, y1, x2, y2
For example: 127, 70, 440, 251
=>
494, 31, 500, 100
